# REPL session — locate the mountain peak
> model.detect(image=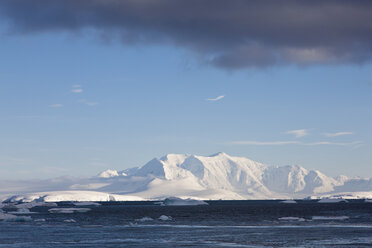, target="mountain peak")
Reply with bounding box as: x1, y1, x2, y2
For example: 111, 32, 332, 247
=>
97, 169, 119, 178
208, 152, 229, 157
